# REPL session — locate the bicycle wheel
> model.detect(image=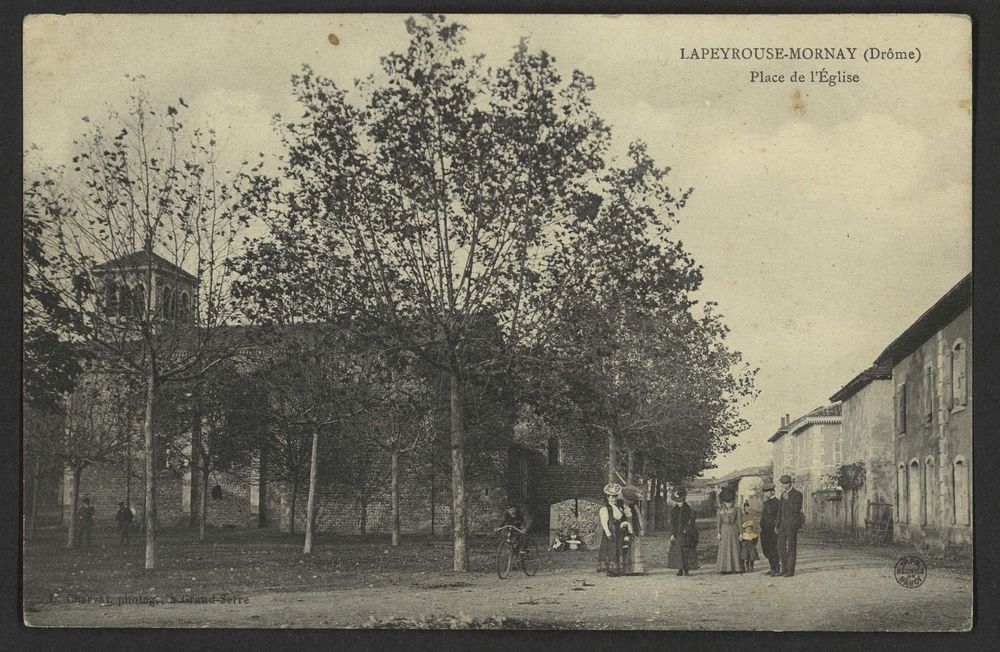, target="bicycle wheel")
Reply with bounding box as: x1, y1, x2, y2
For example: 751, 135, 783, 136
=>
497, 539, 514, 579
520, 537, 539, 576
